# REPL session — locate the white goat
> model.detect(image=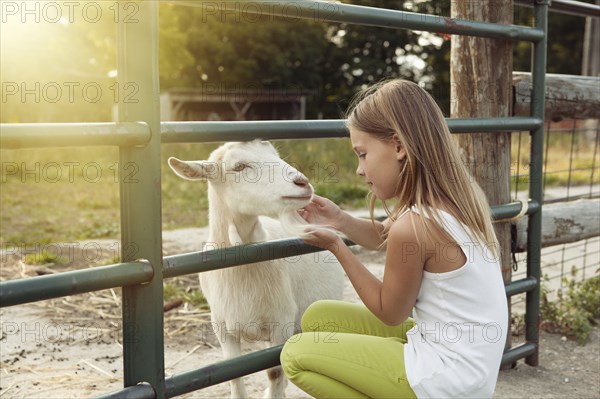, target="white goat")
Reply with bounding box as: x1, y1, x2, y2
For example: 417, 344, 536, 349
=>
168, 140, 344, 398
